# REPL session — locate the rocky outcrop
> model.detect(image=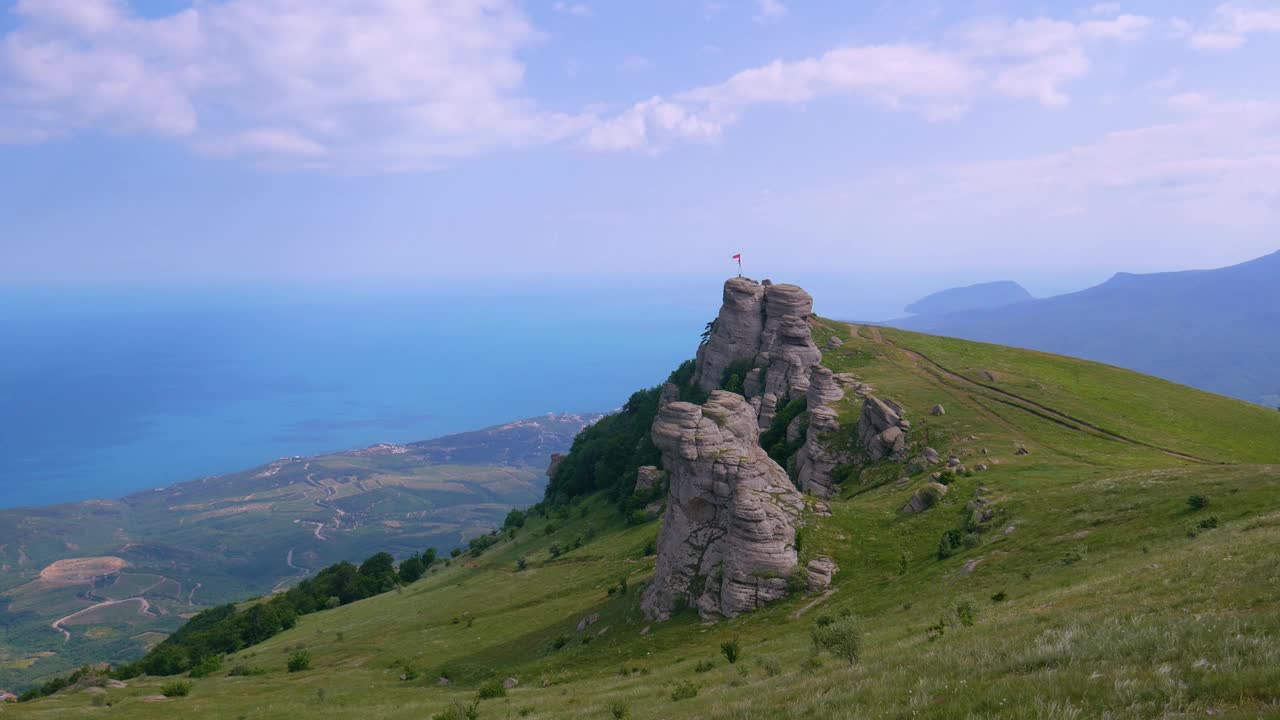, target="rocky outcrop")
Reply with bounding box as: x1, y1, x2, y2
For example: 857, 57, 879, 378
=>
546, 453, 567, 480
805, 557, 839, 591
794, 367, 847, 498
858, 395, 909, 462
635, 466, 666, 493
902, 482, 948, 514
693, 278, 821, 426
641, 391, 803, 621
